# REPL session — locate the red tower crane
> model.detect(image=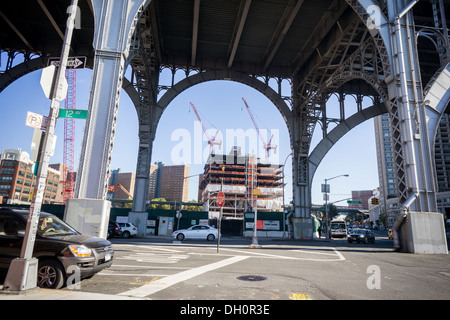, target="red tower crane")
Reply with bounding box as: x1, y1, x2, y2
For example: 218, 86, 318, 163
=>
63, 69, 76, 202
242, 97, 277, 158
189, 102, 222, 154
